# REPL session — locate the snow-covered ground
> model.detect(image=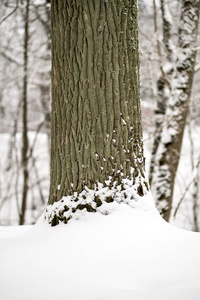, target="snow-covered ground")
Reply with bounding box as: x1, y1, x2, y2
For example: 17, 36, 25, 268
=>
0, 127, 199, 299
1, 202, 200, 300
